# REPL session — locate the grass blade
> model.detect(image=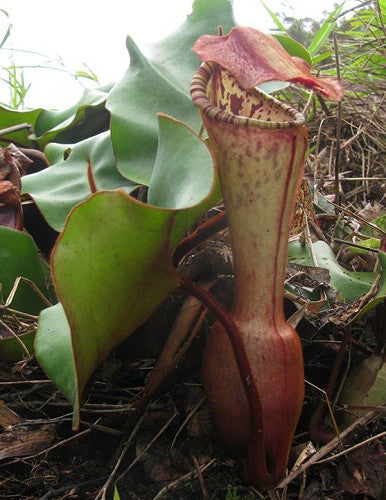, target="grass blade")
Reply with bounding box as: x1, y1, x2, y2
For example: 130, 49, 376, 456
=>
0, 9, 11, 49
260, 1, 287, 32
308, 3, 345, 56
